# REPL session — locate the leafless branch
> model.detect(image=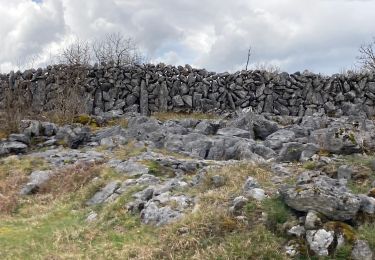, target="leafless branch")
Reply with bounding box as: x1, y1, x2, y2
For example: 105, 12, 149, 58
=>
357, 38, 375, 72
